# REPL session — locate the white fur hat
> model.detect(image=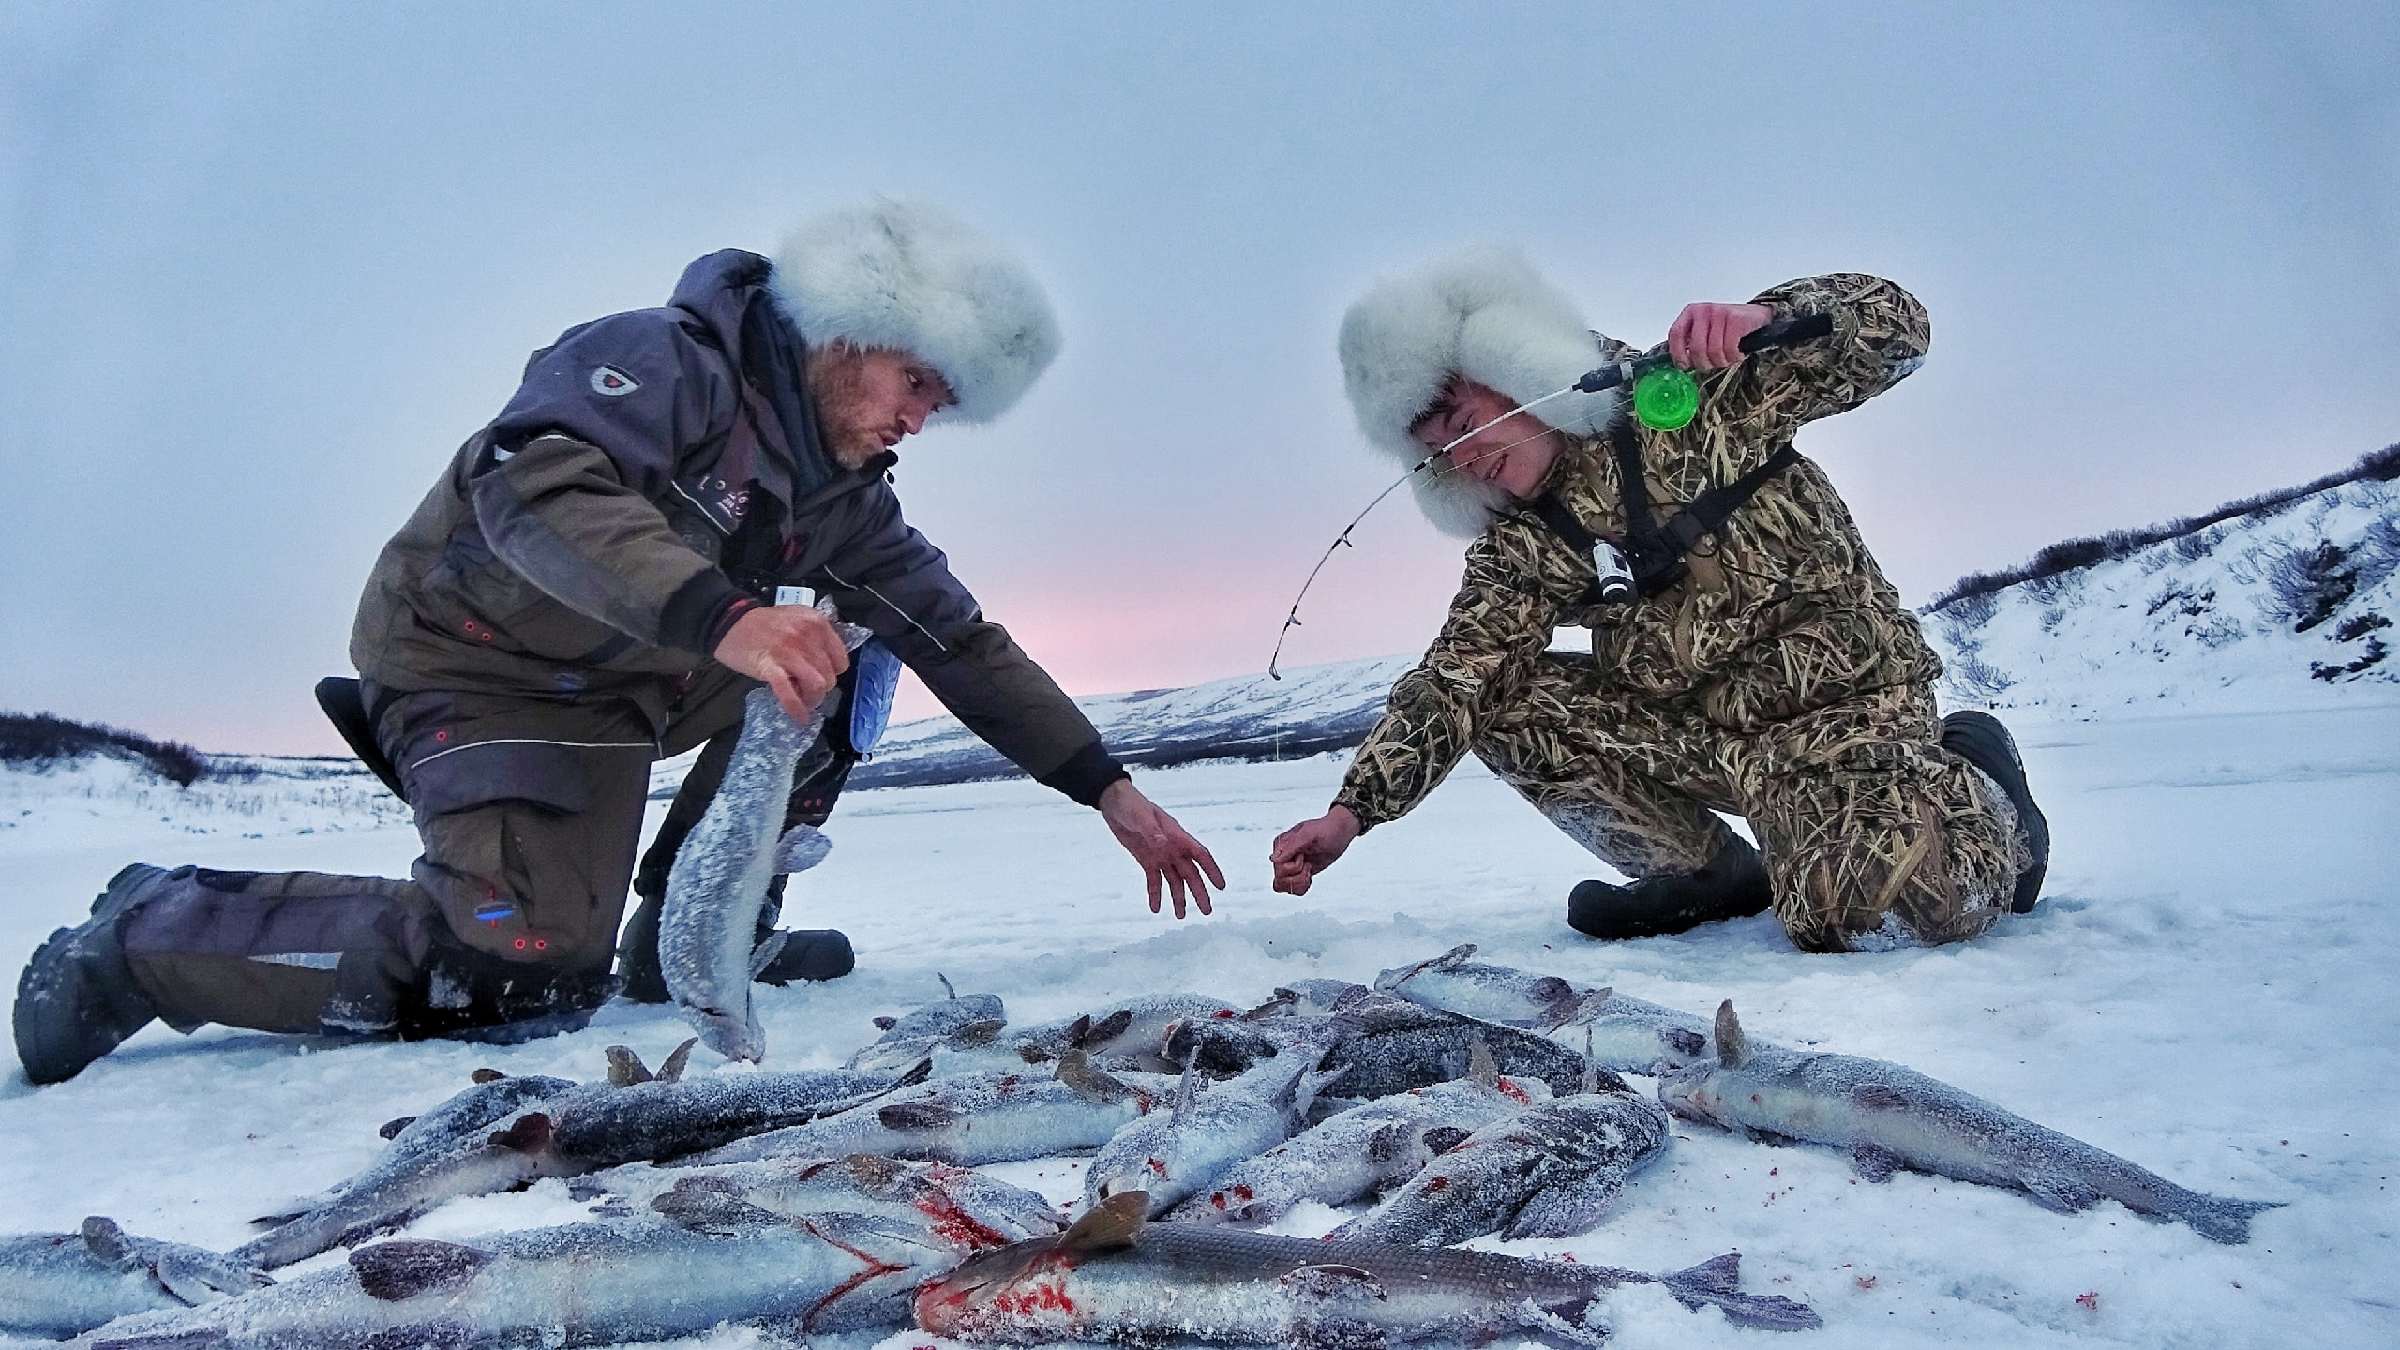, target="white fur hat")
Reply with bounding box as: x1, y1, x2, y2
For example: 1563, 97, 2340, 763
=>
1337, 245, 1619, 535
771, 198, 1061, 424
